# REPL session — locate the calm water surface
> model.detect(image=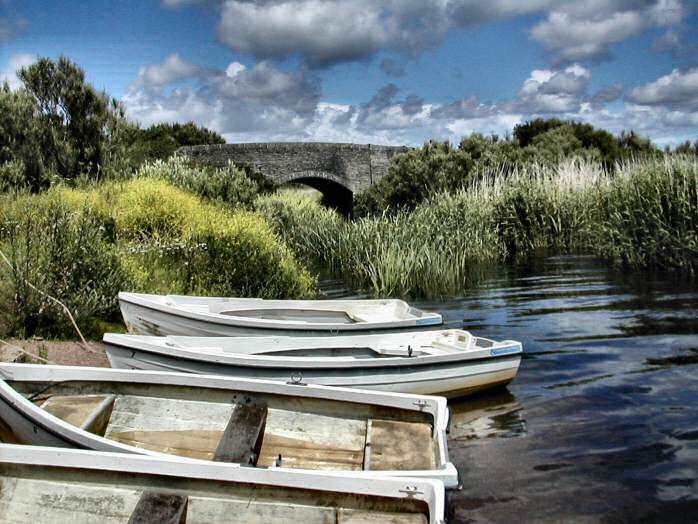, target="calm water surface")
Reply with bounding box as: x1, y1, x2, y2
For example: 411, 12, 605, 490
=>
322, 255, 698, 523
